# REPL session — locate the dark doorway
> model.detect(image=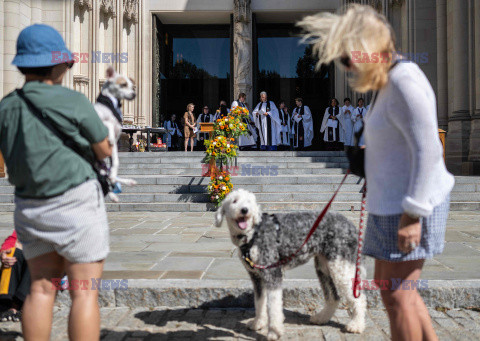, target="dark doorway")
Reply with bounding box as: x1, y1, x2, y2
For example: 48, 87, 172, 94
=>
254, 24, 334, 150
158, 24, 231, 125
